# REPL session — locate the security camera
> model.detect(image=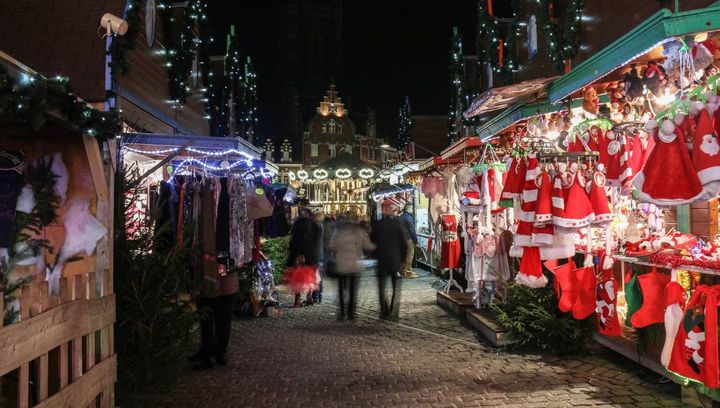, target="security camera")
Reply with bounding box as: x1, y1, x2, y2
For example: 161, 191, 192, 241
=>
100, 13, 128, 37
